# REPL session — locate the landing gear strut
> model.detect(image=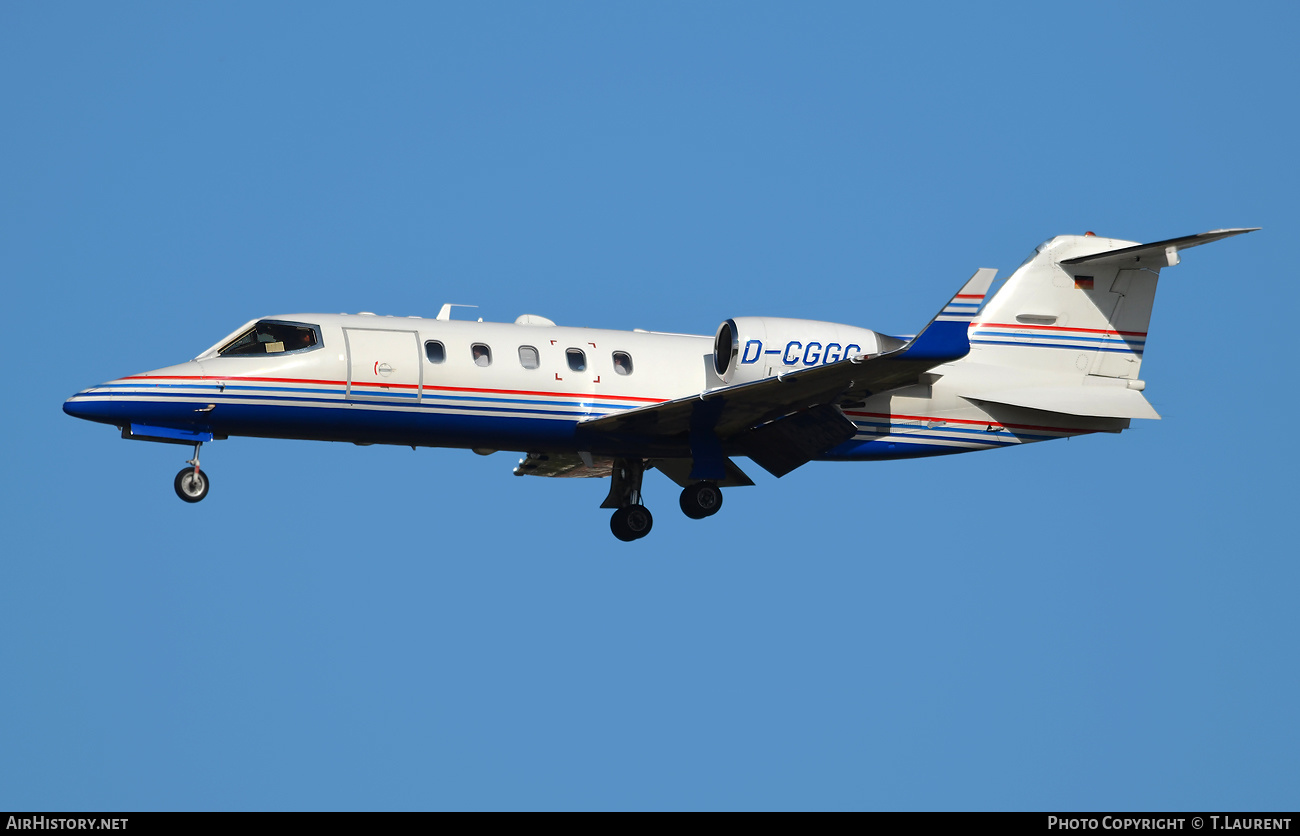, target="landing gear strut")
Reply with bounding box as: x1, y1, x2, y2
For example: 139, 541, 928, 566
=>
173, 442, 210, 503
679, 481, 723, 519
603, 457, 653, 541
